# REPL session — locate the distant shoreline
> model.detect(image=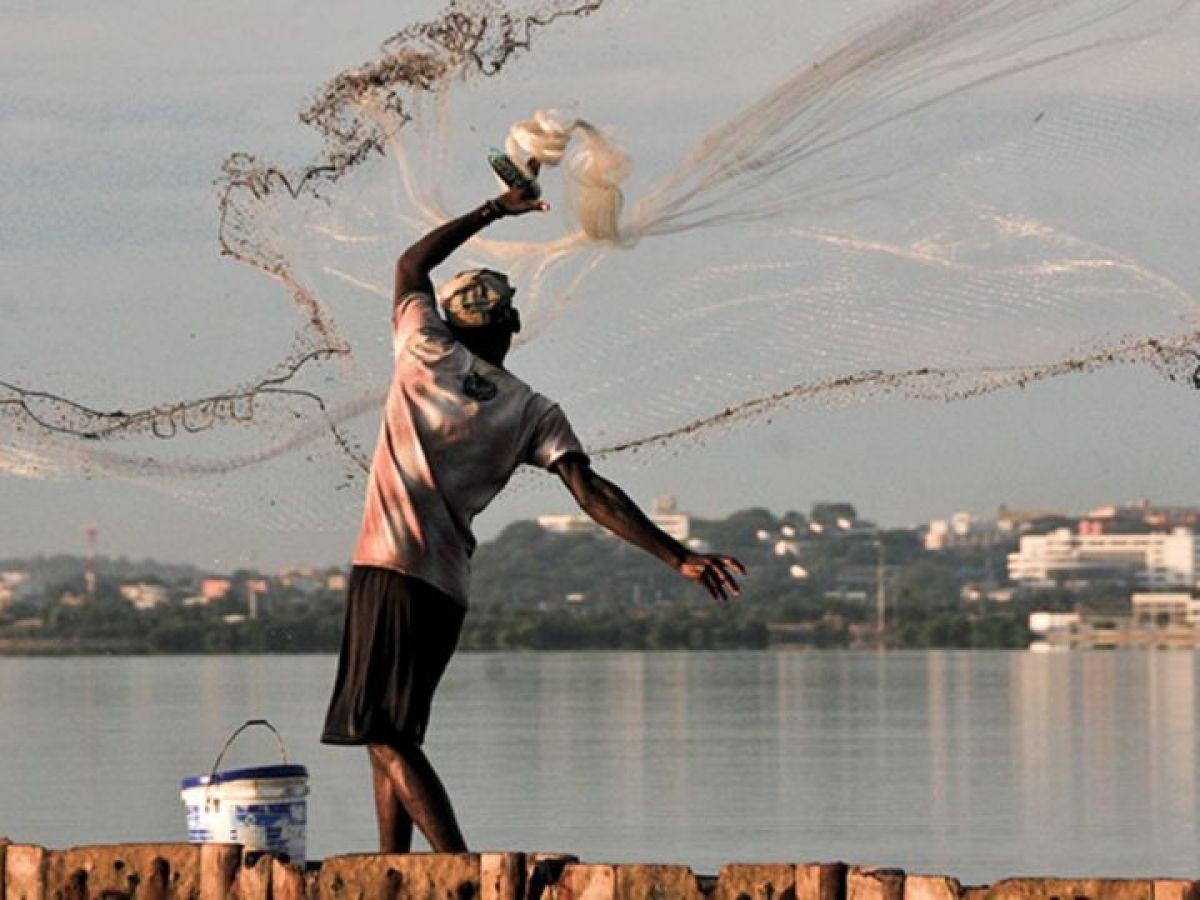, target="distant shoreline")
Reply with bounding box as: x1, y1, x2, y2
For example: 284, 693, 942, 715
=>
0, 641, 786, 657
0, 641, 1060, 657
